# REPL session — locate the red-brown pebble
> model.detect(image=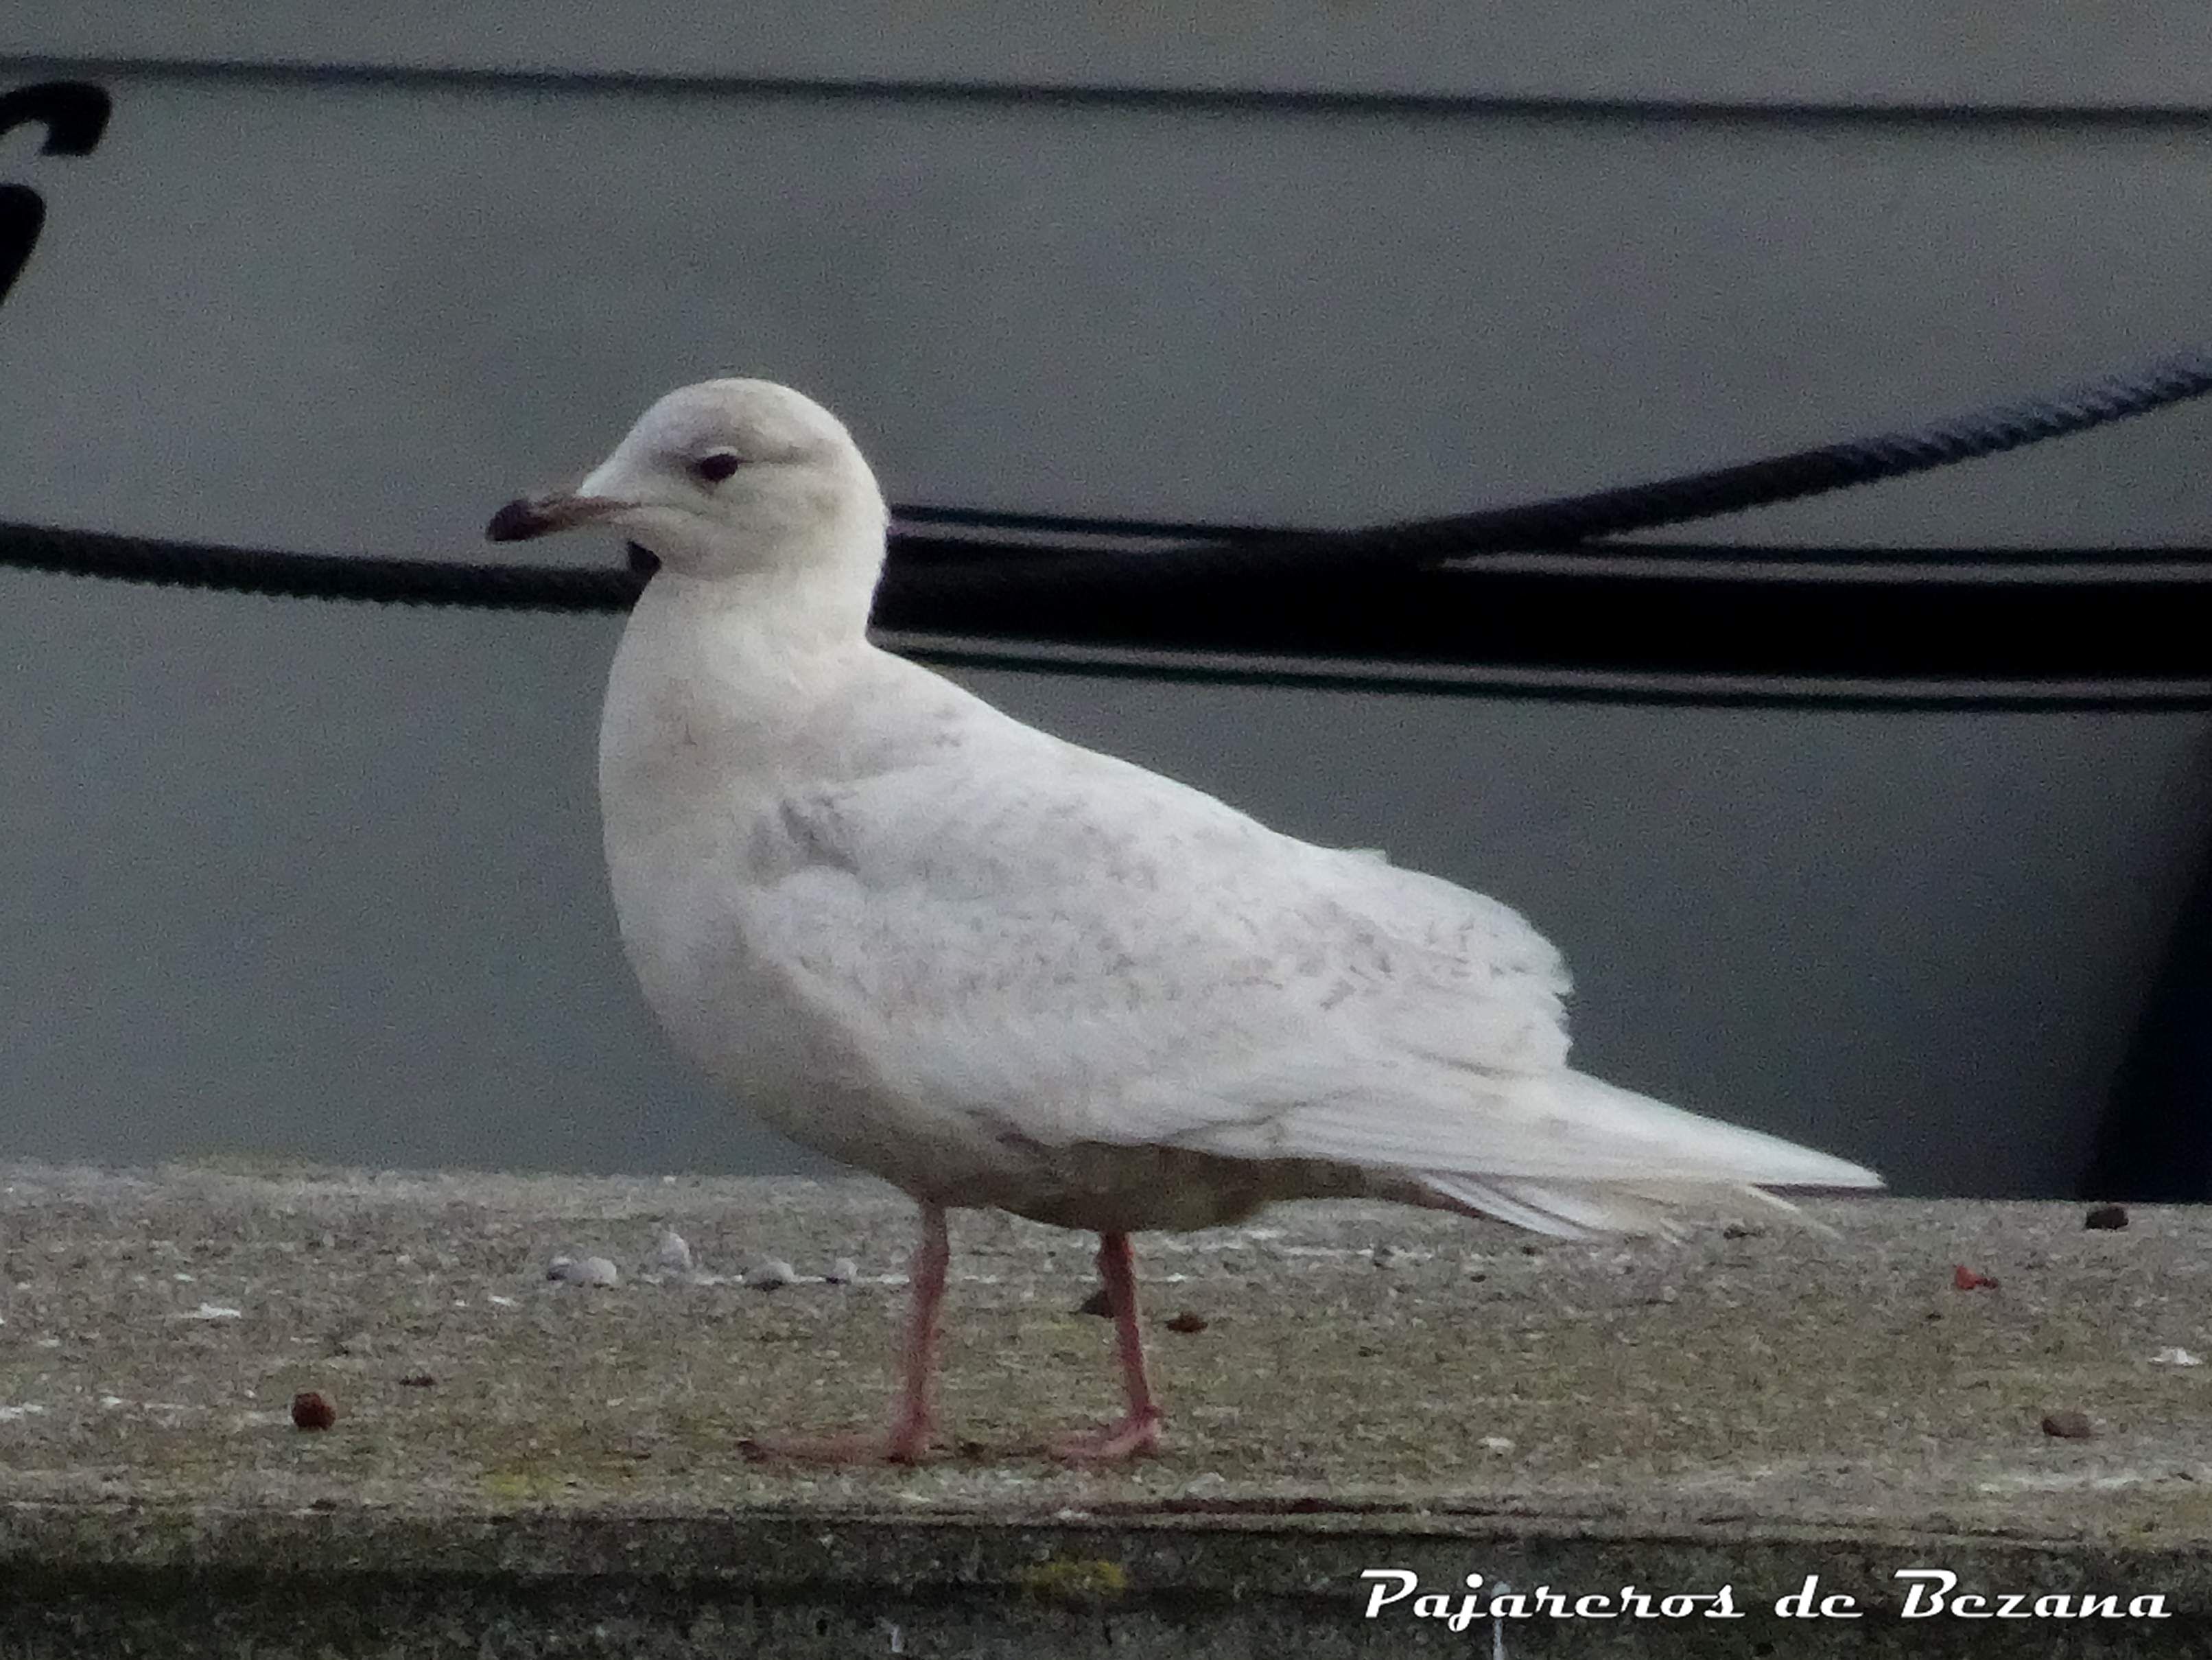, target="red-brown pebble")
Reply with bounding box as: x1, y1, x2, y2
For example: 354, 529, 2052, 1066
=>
1165, 1310, 1209, 1334
1953, 1264, 1999, 1291
2041, 1410, 2094, 1440
290, 1390, 337, 1431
